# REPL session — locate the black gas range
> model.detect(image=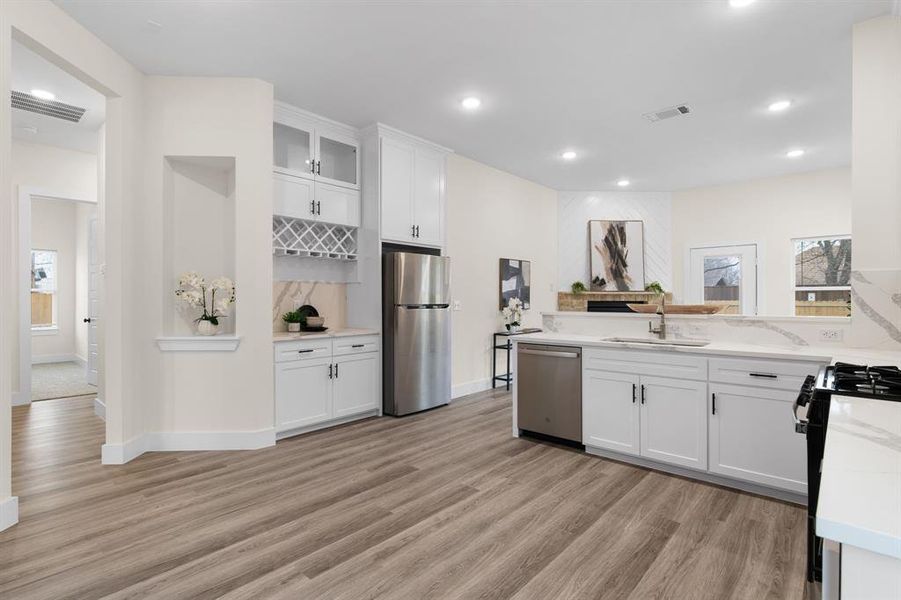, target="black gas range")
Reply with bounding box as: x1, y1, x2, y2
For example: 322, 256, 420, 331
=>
793, 362, 901, 582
